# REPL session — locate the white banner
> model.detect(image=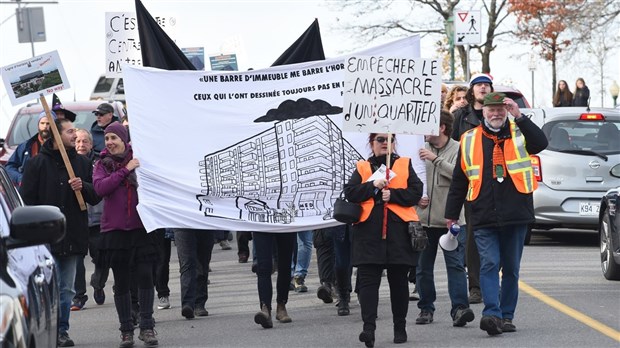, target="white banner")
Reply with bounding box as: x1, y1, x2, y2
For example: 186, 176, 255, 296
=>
123, 36, 427, 232
343, 55, 441, 135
